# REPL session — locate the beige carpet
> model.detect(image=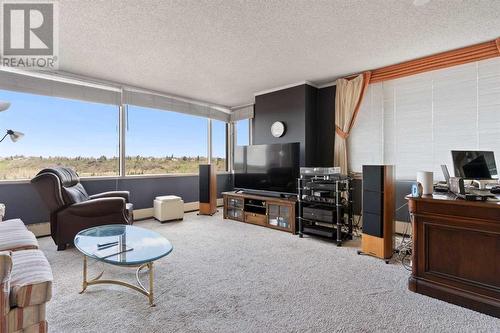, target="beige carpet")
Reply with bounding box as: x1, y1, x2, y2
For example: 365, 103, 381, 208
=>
41, 212, 499, 332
